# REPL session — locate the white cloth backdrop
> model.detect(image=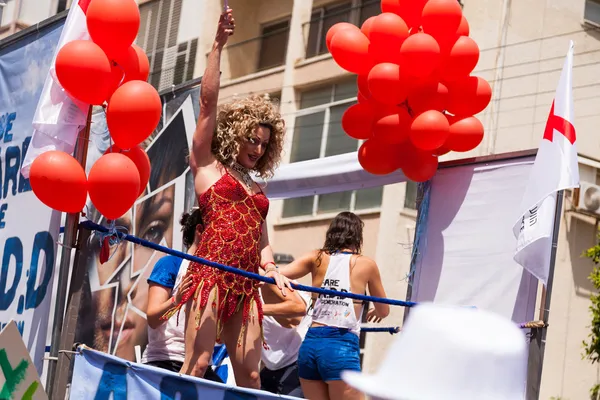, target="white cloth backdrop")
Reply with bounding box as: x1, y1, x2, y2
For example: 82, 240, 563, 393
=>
410, 156, 539, 323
